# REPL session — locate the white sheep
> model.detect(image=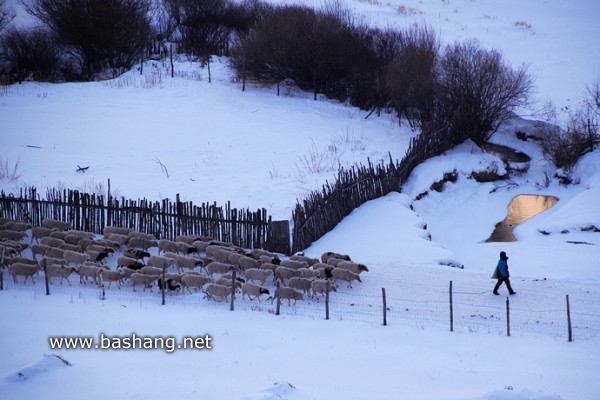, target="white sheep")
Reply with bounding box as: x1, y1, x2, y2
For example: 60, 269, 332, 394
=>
123, 247, 150, 260
206, 261, 235, 277
321, 251, 351, 263
103, 226, 131, 238
280, 259, 309, 270
119, 266, 137, 281
274, 266, 301, 285
290, 254, 319, 266
6, 256, 38, 269
59, 242, 83, 253
181, 273, 212, 294
39, 256, 68, 269
1, 240, 28, 256
0, 245, 18, 259
259, 262, 280, 273
77, 237, 95, 249
117, 255, 144, 269
30, 243, 50, 260
106, 233, 129, 247
127, 236, 159, 251
273, 286, 303, 305
175, 235, 202, 245
130, 273, 159, 292
10, 262, 41, 284
298, 267, 322, 279
249, 248, 278, 260
331, 268, 362, 288
311, 279, 337, 299
336, 261, 369, 274
326, 257, 349, 267
175, 255, 204, 273
288, 277, 314, 297
63, 249, 90, 266
237, 256, 260, 272
77, 264, 106, 285
191, 240, 211, 254
3, 221, 32, 232
91, 238, 121, 250
44, 247, 65, 259
99, 269, 124, 289
30, 226, 59, 243
45, 264, 77, 286
174, 242, 194, 255
126, 231, 156, 241
0, 229, 27, 242
213, 248, 235, 263
241, 283, 270, 302
63, 231, 93, 245
215, 277, 243, 289
244, 268, 273, 285
41, 219, 70, 231
147, 255, 176, 270
140, 266, 164, 276
204, 283, 234, 302
158, 239, 178, 254
40, 236, 65, 248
